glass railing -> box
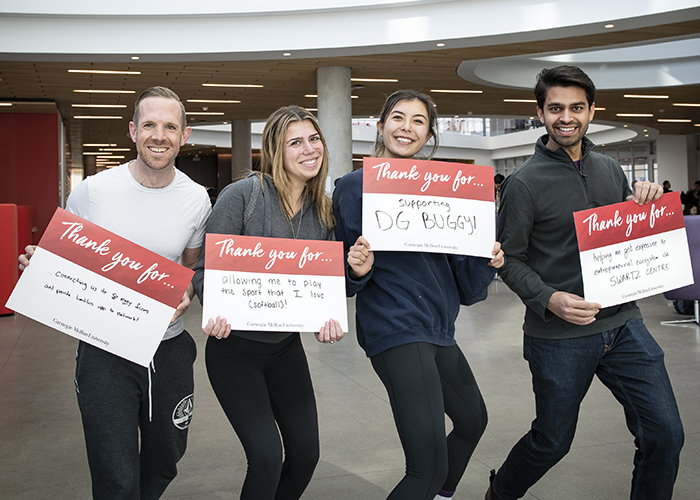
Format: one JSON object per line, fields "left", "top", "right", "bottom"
{"left": 352, "top": 117, "right": 544, "bottom": 137}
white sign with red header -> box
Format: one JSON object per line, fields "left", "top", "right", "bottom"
{"left": 362, "top": 157, "right": 495, "bottom": 257}
{"left": 574, "top": 192, "right": 692, "bottom": 308}
{"left": 6, "top": 208, "right": 194, "bottom": 367}
{"left": 202, "top": 234, "right": 348, "bottom": 333}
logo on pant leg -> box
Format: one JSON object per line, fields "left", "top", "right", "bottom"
{"left": 172, "top": 394, "right": 194, "bottom": 430}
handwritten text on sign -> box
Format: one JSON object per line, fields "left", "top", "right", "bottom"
{"left": 362, "top": 158, "right": 495, "bottom": 257}
{"left": 574, "top": 192, "right": 692, "bottom": 308}
{"left": 203, "top": 234, "right": 348, "bottom": 333}
{"left": 5, "top": 208, "right": 194, "bottom": 367}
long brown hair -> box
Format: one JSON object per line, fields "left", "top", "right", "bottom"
{"left": 371, "top": 89, "right": 440, "bottom": 159}
{"left": 259, "top": 105, "right": 335, "bottom": 228}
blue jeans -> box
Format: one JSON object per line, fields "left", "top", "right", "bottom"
{"left": 492, "top": 319, "right": 683, "bottom": 500}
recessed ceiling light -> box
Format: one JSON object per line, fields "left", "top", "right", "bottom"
{"left": 83, "top": 143, "right": 116, "bottom": 147}
{"left": 223, "top": 121, "right": 228, "bottom": 125}
{"left": 643, "top": 129, "right": 648, "bottom": 132}
{"left": 73, "top": 90, "right": 135, "bottom": 94}
{"left": 68, "top": 69, "right": 141, "bottom": 75}
{"left": 673, "top": 103, "right": 700, "bottom": 107}
{"left": 436, "top": 43, "right": 446, "bottom": 47}
{"left": 645, "top": 134, "right": 649, "bottom": 137}
{"left": 504, "top": 99, "right": 537, "bottom": 103}
{"left": 595, "top": 107, "right": 606, "bottom": 110}
{"left": 283, "top": 52, "right": 292, "bottom": 57}
{"left": 0, "top": 102, "right": 12, "bottom": 106}
{"left": 99, "top": 148, "right": 131, "bottom": 152}
{"left": 616, "top": 113, "right": 654, "bottom": 117}
{"left": 131, "top": 56, "right": 140, "bottom": 60}
{"left": 431, "top": 89, "right": 483, "bottom": 94}
{"left": 98, "top": 155, "right": 125, "bottom": 159}
{"left": 454, "top": 115, "right": 459, "bottom": 118}
{"left": 306, "top": 108, "right": 318, "bottom": 111}
{"left": 202, "top": 83, "right": 263, "bottom": 88}
{"left": 305, "top": 94, "right": 318, "bottom": 98}
{"left": 72, "top": 104, "right": 127, "bottom": 108}
{"left": 185, "top": 112, "right": 225, "bottom": 116}
{"left": 351, "top": 78, "right": 399, "bottom": 83}
{"left": 605, "top": 24, "right": 615, "bottom": 28}
{"left": 695, "top": 124, "right": 700, "bottom": 127}
{"left": 657, "top": 119, "right": 692, "bottom": 123}
{"left": 623, "top": 124, "right": 628, "bottom": 127}
{"left": 187, "top": 99, "right": 241, "bottom": 104}
{"left": 73, "top": 115, "right": 123, "bottom": 119}
{"left": 624, "top": 94, "right": 669, "bottom": 99}
{"left": 353, "top": 158, "right": 364, "bottom": 162}
{"left": 82, "top": 152, "right": 106, "bottom": 155}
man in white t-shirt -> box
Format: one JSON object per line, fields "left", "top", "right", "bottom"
{"left": 20, "top": 87, "right": 211, "bottom": 499}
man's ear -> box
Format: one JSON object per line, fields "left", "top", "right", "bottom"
{"left": 180, "top": 126, "right": 192, "bottom": 145}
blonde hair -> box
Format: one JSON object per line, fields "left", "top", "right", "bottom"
{"left": 259, "top": 106, "right": 335, "bottom": 228}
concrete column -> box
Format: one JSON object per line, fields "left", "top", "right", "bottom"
{"left": 231, "top": 119, "right": 252, "bottom": 183}
{"left": 317, "top": 66, "right": 352, "bottom": 191}
{"left": 217, "top": 153, "right": 232, "bottom": 192}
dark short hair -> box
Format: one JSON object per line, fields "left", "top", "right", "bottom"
{"left": 132, "top": 86, "right": 187, "bottom": 129}
{"left": 372, "top": 89, "right": 440, "bottom": 159}
{"left": 534, "top": 65, "right": 596, "bottom": 109}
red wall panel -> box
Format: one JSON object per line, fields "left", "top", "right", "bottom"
{"left": 0, "top": 113, "right": 60, "bottom": 241}
{"left": 0, "top": 204, "right": 19, "bottom": 315}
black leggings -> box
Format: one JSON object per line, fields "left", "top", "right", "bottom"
{"left": 371, "top": 342, "right": 487, "bottom": 499}
{"left": 205, "top": 333, "right": 319, "bottom": 500}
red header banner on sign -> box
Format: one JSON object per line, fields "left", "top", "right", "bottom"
{"left": 362, "top": 157, "right": 494, "bottom": 201}
{"left": 205, "top": 234, "right": 344, "bottom": 277}
{"left": 573, "top": 192, "right": 685, "bottom": 252}
{"left": 38, "top": 208, "right": 193, "bottom": 308}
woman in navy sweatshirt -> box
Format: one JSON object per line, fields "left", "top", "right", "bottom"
{"left": 333, "top": 90, "right": 504, "bottom": 500}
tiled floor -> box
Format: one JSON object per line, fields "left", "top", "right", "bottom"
{"left": 1, "top": 282, "right": 698, "bottom": 499}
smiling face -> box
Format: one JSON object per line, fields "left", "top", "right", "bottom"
{"left": 282, "top": 119, "right": 324, "bottom": 190}
{"left": 537, "top": 85, "right": 595, "bottom": 161}
{"left": 129, "top": 96, "right": 191, "bottom": 173}
{"left": 377, "top": 99, "right": 433, "bottom": 159}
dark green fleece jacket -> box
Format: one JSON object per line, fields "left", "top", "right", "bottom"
{"left": 497, "top": 135, "right": 642, "bottom": 339}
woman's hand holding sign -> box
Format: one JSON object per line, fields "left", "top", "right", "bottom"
{"left": 203, "top": 316, "right": 232, "bottom": 340}
{"left": 315, "top": 319, "right": 343, "bottom": 344}
{"left": 347, "top": 236, "right": 374, "bottom": 279}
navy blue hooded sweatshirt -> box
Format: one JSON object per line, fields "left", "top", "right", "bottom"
{"left": 333, "top": 168, "right": 495, "bottom": 357}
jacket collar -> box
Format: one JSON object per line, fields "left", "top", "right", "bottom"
{"left": 536, "top": 134, "right": 596, "bottom": 163}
